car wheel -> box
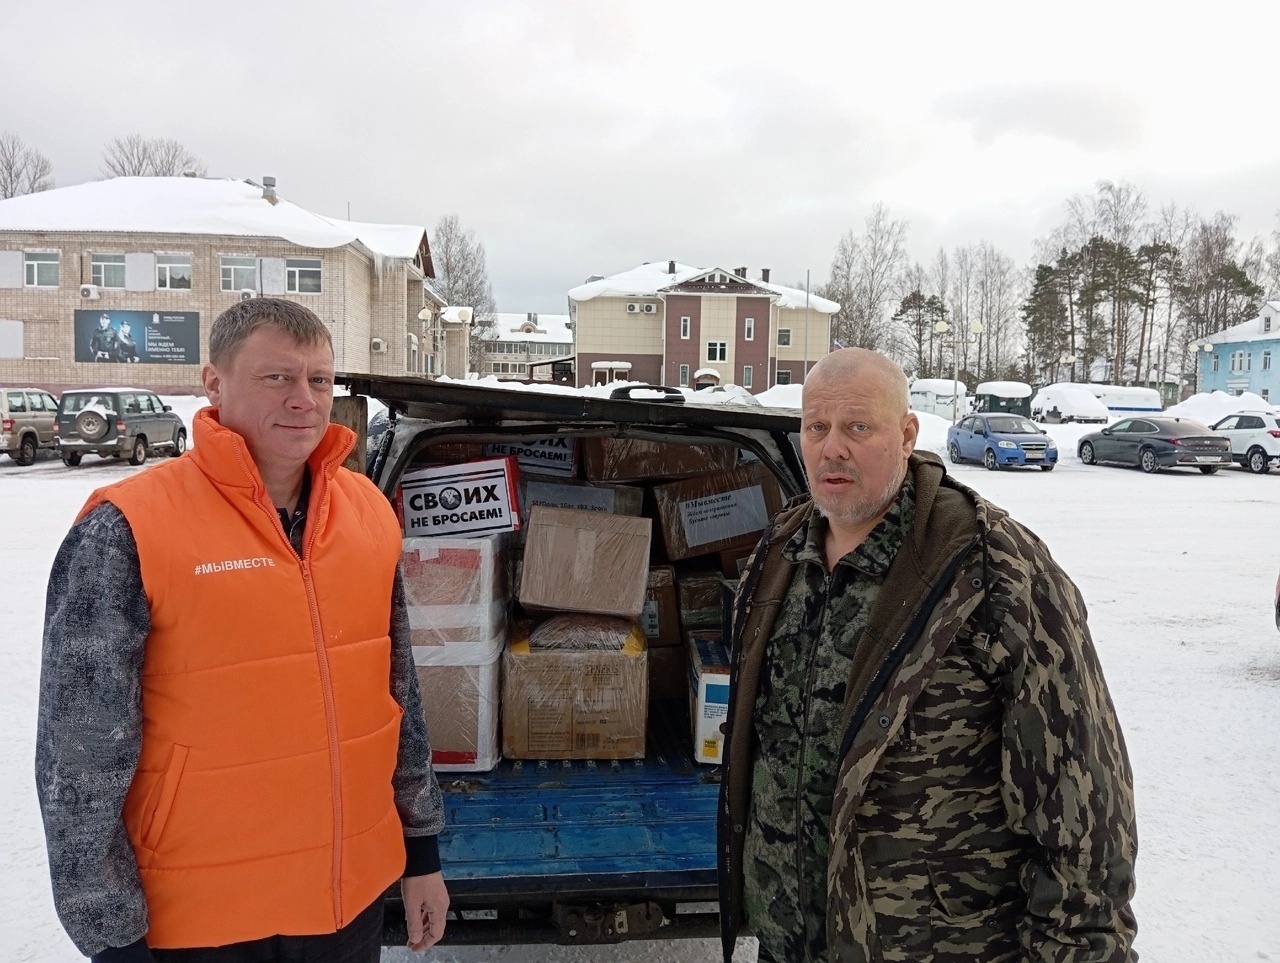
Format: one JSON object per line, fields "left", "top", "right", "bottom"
{"left": 75, "top": 409, "right": 111, "bottom": 442}
{"left": 129, "top": 436, "right": 148, "bottom": 466}
{"left": 171, "top": 429, "right": 187, "bottom": 457}
{"left": 17, "top": 435, "right": 37, "bottom": 466}
{"left": 1247, "top": 446, "right": 1270, "bottom": 474}
{"left": 1079, "top": 441, "right": 1096, "bottom": 465}
{"left": 1040, "top": 464, "right": 1055, "bottom": 471}
{"left": 62, "top": 452, "right": 82, "bottom": 467}
{"left": 948, "top": 442, "right": 962, "bottom": 464}
{"left": 1139, "top": 447, "right": 1159, "bottom": 474}
{"left": 1199, "top": 465, "right": 1220, "bottom": 475}
{"left": 983, "top": 448, "right": 999, "bottom": 471}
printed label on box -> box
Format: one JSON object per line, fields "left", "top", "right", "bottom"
{"left": 400, "top": 458, "right": 519, "bottom": 537}
{"left": 679, "top": 485, "right": 769, "bottom": 549}
{"left": 485, "top": 438, "right": 577, "bottom": 477}
{"left": 641, "top": 599, "right": 660, "bottom": 638}
{"left": 525, "top": 479, "right": 616, "bottom": 514}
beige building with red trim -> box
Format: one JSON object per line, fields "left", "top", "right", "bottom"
{"left": 568, "top": 260, "right": 839, "bottom": 392}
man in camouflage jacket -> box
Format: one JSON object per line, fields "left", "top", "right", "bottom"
{"left": 718, "top": 349, "right": 1137, "bottom": 963}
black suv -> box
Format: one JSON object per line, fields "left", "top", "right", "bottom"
{"left": 55, "top": 388, "right": 187, "bottom": 467}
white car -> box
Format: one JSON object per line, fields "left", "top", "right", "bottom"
{"left": 1208, "top": 410, "right": 1280, "bottom": 474}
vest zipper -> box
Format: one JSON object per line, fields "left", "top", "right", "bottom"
{"left": 795, "top": 566, "right": 833, "bottom": 956}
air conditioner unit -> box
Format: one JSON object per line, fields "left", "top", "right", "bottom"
{"left": 370, "top": 337, "right": 388, "bottom": 353}
{"left": 239, "top": 288, "right": 258, "bottom": 301}
{"left": 642, "top": 303, "right": 656, "bottom": 314}
{"left": 79, "top": 284, "right": 100, "bottom": 300}
{"left": 626, "top": 303, "right": 640, "bottom": 313}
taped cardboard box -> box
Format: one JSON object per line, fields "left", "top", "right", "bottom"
{"left": 518, "top": 505, "right": 651, "bottom": 619}
{"left": 642, "top": 565, "right": 682, "bottom": 647}
{"left": 402, "top": 534, "right": 509, "bottom": 645}
{"left": 583, "top": 437, "right": 736, "bottom": 483}
{"left": 502, "top": 617, "right": 648, "bottom": 760}
{"left": 414, "top": 633, "right": 502, "bottom": 772}
{"left": 485, "top": 438, "right": 579, "bottom": 478}
{"left": 653, "top": 462, "right": 783, "bottom": 561}
{"left": 677, "top": 569, "right": 729, "bottom": 629}
{"left": 648, "top": 644, "right": 688, "bottom": 702}
{"left": 688, "top": 629, "right": 731, "bottom": 765}
{"left": 520, "top": 477, "right": 643, "bottom": 523}
{"left": 397, "top": 457, "right": 521, "bottom": 538}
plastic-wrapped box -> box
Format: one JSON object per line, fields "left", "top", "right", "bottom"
{"left": 502, "top": 616, "right": 648, "bottom": 759}
{"left": 677, "top": 569, "right": 729, "bottom": 629}
{"left": 643, "top": 565, "right": 683, "bottom": 646}
{"left": 582, "top": 438, "right": 736, "bottom": 483}
{"left": 652, "top": 463, "right": 783, "bottom": 561}
{"left": 520, "top": 476, "right": 644, "bottom": 518}
{"left": 414, "top": 633, "right": 502, "bottom": 772}
{"left": 518, "top": 505, "right": 652, "bottom": 619}
{"left": 687, "top": 629, "right": 731, "bottom": 765}
{"left": 401, "top": 535, "right": 509, "bottom": 645}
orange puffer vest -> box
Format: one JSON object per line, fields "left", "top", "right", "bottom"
{"left": 78, "top": 407, "right": 405, "bottom": 949}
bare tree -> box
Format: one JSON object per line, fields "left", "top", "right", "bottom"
{"left": 430, "top": 214, "right": 498, "bottom": 371}
{"left": 1264, "top": 213, "right": 1280, "bottom": 301}
{"left": 101, "top": 134, "right": 207, "bottom": 177}
{"left": 0, "top": 131, "right": 54, "bottom": 198}
{"left": 819, "top": 203, "right": 909, "bottom": 357}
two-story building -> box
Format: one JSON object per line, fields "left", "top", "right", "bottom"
{"left": 568, "top": 260, "right": 838, "bottom": 392}
{"left": 1198, "top": 301, "right": 1280, "bottom": 403}
{"left": 0, "top": 175, "right": 451, "bottom": 393}
{"left": 481, "top": 312, "right": 574, "bottom": 382}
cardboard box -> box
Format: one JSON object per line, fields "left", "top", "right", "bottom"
{"left": 402, "top": 535, "right": 508, "bottom": 645}
{"left": 414, "top": 633, "right": 502, "bottom": 772}
{"left": 398, "top": 457, "right": 521, "bottom": 538}
{"left": 677, "top": 569, "right": 729, "bottom": 629}
{"left": 642, "top": 565, "right": 682, "bottom": 647}
{"left": 653, "top": 463, "right": 783, "bottom": 561}
{"left": 416, "top": 441, "right": 487, "bottom": 465}
{"left": 485, "top": 438, "right": 579, "bottom": 478}
{"left": 688, "top": 629, "right": 732, "bottom": 765}
{"left": 520, "top": 477, "right": 643, "bottom": 519}
{"left": 583, "top": 437, "right": 736, "bottom": 483}
{"left": 716, "top": 545, "right": 754, "bottom": 579}
{"left": 648, "top": 644, "right": 688, "bottom": 702}
{"left": 502, "top": 622, "right": 648, "bottom": 759}
{"left": 518, "top": 506, "right": 652, "bottom": 618}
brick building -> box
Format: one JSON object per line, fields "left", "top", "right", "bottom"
{"left": 0, "top": 176, "right": 450, "bottom": 393}
{"left": 567, "top": 260, "right": 839, "bottom": 392}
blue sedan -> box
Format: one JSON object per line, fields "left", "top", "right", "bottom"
{"left": 947, "top": 413, "right": 1058, "bottom": 471}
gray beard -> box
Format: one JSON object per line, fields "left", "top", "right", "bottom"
{"left": 813, "top": 463, "right": 906, "bottom": 528}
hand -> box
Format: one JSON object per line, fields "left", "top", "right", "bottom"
{"left": 402, "top": 871, "right": 449, "bottom": 951}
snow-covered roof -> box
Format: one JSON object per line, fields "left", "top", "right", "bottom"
{"left": 568, "top": 260, "right": 840, "bottom": 314}
{"left": 0, "top": 176, "right": 428, "bottom": 260}
{"left": 1201, "top": 301, "right": 1280, "bottom": 346}
{"left": 976, "top": 380, "right": 1032, "bottom": 398}
{"left": 483, "top": 313, "right": 573, "bottom": 344}
{"left": 910, "top": 378, "right": 966, "bottom": 395}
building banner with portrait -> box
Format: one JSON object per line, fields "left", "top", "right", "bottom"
{"left": 74, "top": 310, "right": 201, "bottom": 365}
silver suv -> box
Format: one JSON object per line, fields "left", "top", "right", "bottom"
{"left": 55, "top": 388, "right": 187, "bottom": 467}
{"left": 1, "top": 386, "right": 59, "bottom": 465}
{"left": 1209, "top": 410, "right": 1280, "bottom": 474}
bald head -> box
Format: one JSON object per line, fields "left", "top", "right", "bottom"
{"left": 804, "top": 348, "right": 910, "bottom": 416}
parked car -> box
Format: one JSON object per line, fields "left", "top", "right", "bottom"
{"left": 1077, "top": 417, "right": 1231, "bottom": 474}
{"left": 1030, "top": 384, "right": 1111, "bottom": 424}
{"left": 55, "top": 388, "right": 186, "bottom": 467}
{"left": 1207, "top": 410, "right": 1280, "bottom": 474}
{"left": 947, "top": 413, "right": 1058, "bottom": 471}
{"left": 0, "top": 386, "right": 59, "bottom": 465}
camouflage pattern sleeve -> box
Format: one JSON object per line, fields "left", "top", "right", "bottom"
{"left": 994, "top": 562, "right": 1138, "bottom": 961}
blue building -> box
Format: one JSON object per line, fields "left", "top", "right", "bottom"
{"left": 1198, "top": 301, "right": 1280, "bottom": 403}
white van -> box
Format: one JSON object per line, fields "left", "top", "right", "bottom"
{"left": 909, "top": 378, "right": 967, "bottom": 421}
{"left": 1030, "top": 384, "right": 1111, "bottom": 424}
{"left": 1085, "top": 384, "right": 1163, "bottom": 415}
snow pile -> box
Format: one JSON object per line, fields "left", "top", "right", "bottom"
{"left": 1164, "top": 390, "right": 1276, "bottom": 425}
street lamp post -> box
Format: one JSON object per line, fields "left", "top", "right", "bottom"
{"left": 1194, "top": 341, "right": 1214, "bottom": 394}
{"left": 1058, "top": 352, "right": 1076, "bottom": 384}
{"left": 933, "top": 319, "right": 983, "bottom": 423}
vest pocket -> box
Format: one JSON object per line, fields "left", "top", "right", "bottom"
{"left": 142, "top": 743, "right": 189, "bottom": 851}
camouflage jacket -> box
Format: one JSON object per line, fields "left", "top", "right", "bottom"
{"left": 718, "top": 452, "right": 1138, "bottom": 963}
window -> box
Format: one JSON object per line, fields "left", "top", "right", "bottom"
{"left": 1215, "top": 416, "right": 1239, "bottom": 431}
{"left": 1266, "top": 316, "right": 1273, "bottom": 332}
{"left": 707, "top": 342, "right": 727, "bottom": 362}
{"left": 744, "top": 317, "right": 754, "bottom": 341}
{"left": 156, "top": 254, "right": 192, "bottom": 290}
{"left": 220, "top": 256, "right": 258, "bottom": 292}
{"left": 1263, "top": 388, "right": 1271, "bottom": 402}
{"left": 680, "top": 316, "right": 690, "bottom": 339}
{"left": 678, "top": 364, "right": 690, "bottom": 387}
{"left": 1211, "top": 354, "right": 1219, "bottom": 372}
{"left": 91, "top": 254, "right": 126, "bottom": 288}
{"left": 286, "top": 258, "right": 322, "bottom": 294}
{"left": 776, "top": 369, "right": 792, "bottom": 385}
{"left": 742, "top": 365, "right": 753, "bottom": 388}
{"left": 1246, "top": 352, "right": 1252, "bottom": 372}
{"left": 777, "top": 327, "right": 791, "bottom": 347}
{"left": 1264, "top": 350, "right": 1272, "bottom": 371}
{"left": 7, "top": 391, "right": 26, "bottom": 412}
{"left": 24, "top": 252, "right": 59, "bottom": 287}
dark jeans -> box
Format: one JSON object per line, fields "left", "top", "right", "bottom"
{"left": 150, "top": 898, "right": 384, "bottom": 963}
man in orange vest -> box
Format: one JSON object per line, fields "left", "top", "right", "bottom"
{"left": 36, "top": 298, "right": 448, "bottom": 961}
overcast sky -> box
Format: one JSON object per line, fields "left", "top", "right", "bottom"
{"left": 5, "top": 0, "right": 1279, "bottom": 312}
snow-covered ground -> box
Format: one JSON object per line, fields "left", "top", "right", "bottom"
{"left": 2, "top": 397, "right": 1278, "bottom": 961}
